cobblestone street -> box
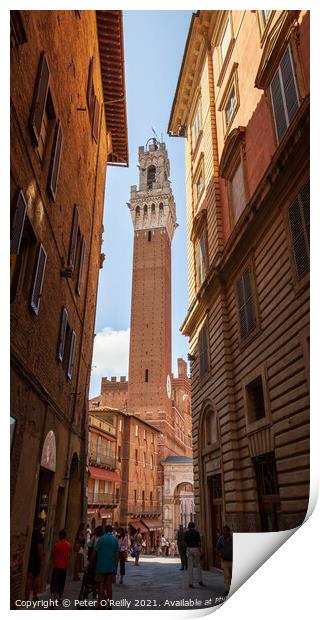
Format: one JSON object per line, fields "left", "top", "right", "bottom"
{"left": 38, "top": 556, "right": 225, "bottom": 611}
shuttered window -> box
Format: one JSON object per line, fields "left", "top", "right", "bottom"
{"left": 47, "top": 120, "right": 63, "bottom": 201}
{"left": 236, "top": 267, "right": 256, "bottom": 339}
{"left": 11, "top": 189, "right": 27, "bottom": 254}
{"left": 87, "top": 57, "right": 94, "bottom": 107}
{"left": 76, "top": 236, "right": 86, "bottom": 295}
{"left": 57, "top": 306, "right": 68, "bottom": 363}
{"left": 67, "top": 330, "right": 76, "bottom": 380}
{"left": 68, "top": 205, "right": 79, "bottom": 270}
{"left": 288, "top": 179, "right": 310, "bottom": 280}
{"left": 196, "top": 232, "right": 207, "bottom": 288}
{"left": 270, "top": 45, "right": 299, "bottom": 143}
{"left": 29, "top": 53, "right": 50, "bottom": 146}
{"left": 198, "top": 321, "right": 209, "bottom": 378}
{"left": 30, "top": 244, "right": 47, "bottom": 315}
{"left": 92, "top": 96, "right": 101, "bottom": 143}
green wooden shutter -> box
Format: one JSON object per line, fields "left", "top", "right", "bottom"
{"left": 29, "top": 52, "right": 49, "bottom": 146}
{"left": 57, "top": 306, "right": 68, "bottom": 363}
{"left": 48, "top": 120, "right": 63, "bottom": 201}
{"left": 68, "top": 205, "right": 79, "bottom": 270}
{"left": 11, "top": 189, "right": 27, "bottom": 254}
{"left": 30, "top": 244, "right": 47, "bottom": 315}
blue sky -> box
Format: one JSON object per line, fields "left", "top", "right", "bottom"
{"left": 90, "top": 10, "right": 193, "bottom": 398}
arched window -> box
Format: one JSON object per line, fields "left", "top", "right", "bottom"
{"left": 204, "top": 409, "right": 217, "bottom": 445}
{"left": 144, "top": 204, "right": 148, "bottom": 215}
{"left": 151, "top": 203, "right": 155, "bottom": 213}
{"left": 147, "top": 165, "right": 156, "bottom": 188}
{"left": 136, "top": 206, "right": 140, "bottom": 216}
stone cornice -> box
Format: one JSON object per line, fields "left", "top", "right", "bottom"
{"left": 168, "top": 11, "right": 215, "bottom": 136}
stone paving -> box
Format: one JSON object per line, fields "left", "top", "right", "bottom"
{"left": 38, "top": 555, "right": 226, "bottom": 611}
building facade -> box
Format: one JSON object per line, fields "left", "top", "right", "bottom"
{"left": 168, "top": 10, "right": 309, "bottom": 569}
{"left": 88, "top": 402, "right": 162, "bottom": 551}
{"left": 10, "top": 10, "right": 128, "bottom": 603}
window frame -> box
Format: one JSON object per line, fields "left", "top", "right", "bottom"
{"left": 242, "top": 364, "right": 271, "bottom": 435}
{"left": 216, "top": 13, "right": 235, "bottom": 87}
{"left": 257, "top": 10, "right": 275, "bottom": 44}
{"left": 235, "top": 260, "right": 260, "bottom": 347}
{"left": 269, "top": 44, "right": 300, "bottom": 145}
{"left": 284, "top": 177, "right": 310, "bottom": 292}
{"left": 193, "top": 155, "right": 205, "bottom": 210}
{"left": 191, "top": 96, "right": 202, "bottom": 155}
{"left": 219, "top": 64, "right": 240, "bottom": 136}
{"left": 195, "top": 227, "right": 208, "bottom": 290}
{"left": 198, "top": 318, "right": 210, "bottom": 382}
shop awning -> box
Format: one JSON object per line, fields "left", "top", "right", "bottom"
{"left": 141, "top": 519, "right": 163, "bottom": 531}
{"left": 88, "top": 466, "right": 120, "bottom": 482}
{"left": 129, "top": 520, "right": 149, "bottom": 533}
{"left": 87, "top": 509, "right": 97, "bottom": 515}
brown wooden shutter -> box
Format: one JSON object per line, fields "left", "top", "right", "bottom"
{"left": 237, "top": 268, "right": 256, "bottom": 339}
{"left": 288, "top": 179, "right": 310, "bottom": 279}
{"left": 57, "top": 306, "right": 68, "bottom": 363}
{"left": 68, "top": 205, "right": 79, "bottom": 269}
{"left": 67, "top": 330, "right": 77, "bottom": 380}
{"left": 29, "top": 52, "right": 50, "bottom": 146}
{"left": 280, "top": 45, "right": 299, "bottom": 124}
{"left": 87, "top": 57, "right": 94, "bottom": 107}
{"left": 236, "top": 277, "right": 247, "bottom": 339}
{"left": 199, "top": 322, "right": 209, "bottom": 377}
{"left": 30, "top": 244, "right": 47, "bottom": 315}
{"left": 76, "top": 236, "right": 86, "bottom": 295}
{"left": 243, "top": 268, "right": 256, "bottom": 334}
{"left": 11, "top": 189, "right": 27, "bottom": 254}
{"left": 270, "top": 70, "right": 287, "bottom": 143}
{"left": 48, "top": 120, "right": 63, "bottom": 201}
{"left": 92, "top": 96, "right": 101, "bottom": 143}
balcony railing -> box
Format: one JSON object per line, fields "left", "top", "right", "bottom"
{"left": 87, "top": 492, "right": 119, "bottom": 506}
{"left": 88, "top": 449, "right": 116, "bottom": 469}
{"left": 127, "top": 502, "right": 161, "bottom": 516}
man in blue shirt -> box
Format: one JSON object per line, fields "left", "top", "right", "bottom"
{"left": 91, "top": 525, "right": 119, "bottom": 606}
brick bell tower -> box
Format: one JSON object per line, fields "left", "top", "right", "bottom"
{"left": 127, "top": 139, "right": 178, "bottom": 457}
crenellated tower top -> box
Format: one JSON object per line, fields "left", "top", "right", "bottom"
{"left": 128, "top": 139, "right": 177, "bottom": 242}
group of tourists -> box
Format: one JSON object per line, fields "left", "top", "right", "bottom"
{"left": 157, "top": 535, "right": 178, "bottom": 557}
{"left": 25, "top": 517, "right": 233, "bottom": 605}
{"left": 176, "top": 522, "right": 233, "bottom": 596}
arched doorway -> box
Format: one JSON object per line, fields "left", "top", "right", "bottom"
{"left": 199, "top": 402, "right": 223, "bottom": 570}
{"left": 65, "top": 453, "right": 82, "bottom": 548}
{"left": 174, "top": 482, "right": 195, "bottom": 531}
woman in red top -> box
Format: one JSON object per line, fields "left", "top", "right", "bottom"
{"left": 50, "top": 530, "right": 71, "bottom": 603}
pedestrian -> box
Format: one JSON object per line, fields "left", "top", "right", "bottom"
{"left": 184, "top": 522, "right": 204, "bottom": 588}
{"left": 141, "top": 536, "right": 147, "bottom": 554}
{"left": 87, "top": 525, "right": 103, "bottom": 562}
{"left": 89, "top": 525, "right": 119, "bottom": 608}
{"left": 169, "top": 540, "right": 176, "bottom": 557}
{"left": 86, "top": 524, "right": 92, "bottom": 547}
{"left": 73, "top": 523, "right": 86, "bottom": 580}
{"left": 177, "top": 525, "right": 188, "bottom": 570}
{"left": 117, "top": 527, "right": 129, "bottom": 584}
{"left": 50, "top": 530, "right": 71, "bottom": 604}
{"left": 25, "top": 518, "right": 44, "bottom": 601}
{"left": 216, "top": 525, "right": 233, "bottom": 596}
{"left": 133, "top": 528, "right": 143, "bottom": 566}
{"left": 160, "top": 534, "right": 167, "bottom": 557}
{"left": 165, "top": 539, "right": 170, "bottom": 556}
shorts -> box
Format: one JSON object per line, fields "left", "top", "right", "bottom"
{"left": 51, "top": 568, "right": 67, "bottom": 597}
{"left": 95, "top": 572, "right": 114, "bottom": 585}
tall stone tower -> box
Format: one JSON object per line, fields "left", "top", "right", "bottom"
{"left": 127, "top": 139, "right": 178, "bottom": 458}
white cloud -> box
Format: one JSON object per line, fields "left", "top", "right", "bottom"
{"left": 91, "top": 326, "right": 130, "bottom": 380}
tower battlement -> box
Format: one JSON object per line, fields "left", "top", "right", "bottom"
{"left": 128, "top": 139, "right": 176, "bottom": 240}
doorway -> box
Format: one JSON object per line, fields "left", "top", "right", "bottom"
{"left": 208, "top": 473, "right": 223, "bottom": 568}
